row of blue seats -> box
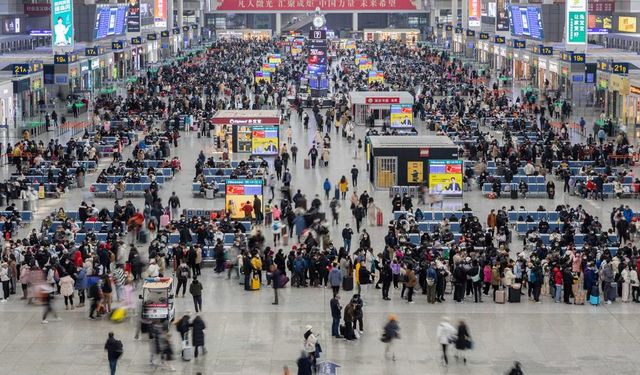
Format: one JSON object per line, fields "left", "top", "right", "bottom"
{"left": 516, "top": 222, "right": 570, "bottom": 235}
{"left": 0, "top": 211, "right": 32, "bottom": 222}
{"left": 572, "top": 183, "right": 639, "bottom": 197}
{"left": 202, "top": 168, "right": 260, "bottom": 176}
{"left": 22, "top": 168, "right": 80, "bottom": 177}
{"left": 117, "top": 167, "right": 173, "bottom": 178}
{"left": 192, "top": 182, "right": 225, "bottom": 196}
{"left": 48, "top": 221, "right": 125, "bottom": 233}
{"left": 393, "top": 211, "right": 472, "bottom": 221}
{"left": 103, "top": 175, "right": 166, "bottom": 184}
{"left": 91, "top": 183, "right": 154, "bottom": 195}
{"left": 484, "top": 174, "right": 546, "bottom": 184}
{"left": 418, "top": 221, "right": 461, "bottom": 233}
{"left": 482, "top": 183, "right": 548, "bottom": 196}
{"left": 39, "top": 160, "right": 97, "bottom": 170}
{"left": 508, "top": 211, "right": 559, "bottom": 222}
{"left": 69, "top": 227, "right": 250, "bottom": 245}
{"left": 58, "top": 211, "right": 114, "bottom": 221}
{"left": 534, "top": 233, "right": 618, "bottom": 246}
{"left": 465, "top": 160, "right": 597, "bottom": 169}
{"left": 407, "top": 233, "right": 463, "bottom": 245}
{"left": 571, "top": 175, "right": 634, "bottom": 184}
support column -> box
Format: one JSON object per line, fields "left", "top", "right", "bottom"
{"left": 167, "top": 0, "right": 174, "bottom": 30}
{"left": 461, "top": 0, "right": 468, "bottom": 28}
{"left": 352, "top": 13, "right": 358, "bottom": 31}
{"left": 177, "top": 0, "right": 184, "bottom": 28}
{"left": 451, "top": 0, "right": 458, "bottom": 26}
{"left": 276, "top": 13, "right": 282, "bottom": 35}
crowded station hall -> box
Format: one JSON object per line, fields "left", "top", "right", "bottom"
{"left": 1, "top": 0, "right": 640, "bottom": 374}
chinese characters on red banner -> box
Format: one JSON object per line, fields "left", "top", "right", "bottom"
{"left": 216, "top": 0, "right": 417, "bottom": 11}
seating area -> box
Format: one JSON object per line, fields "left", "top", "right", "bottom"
{"left": 90, "top": 182, "right": 154, "bottom": 196}
{"left": 56, "top": 210, "right": 115, "bottom": 221}
{"left": 103, "top": 175, "right": 167, "bottom": 184}
{"left": 202, "top": 167, "right": 261, "bottom": 176}
{"left": 482, "top": 183, "right": 548, "bottom": 197}
{"left": 507, "top": 211, "right": 560, "bottom": 222}
{"left": 47, "top": 221, "right": 126, "bottom": 233}
{"left": 392, "top": 210, "right": 472, "bottom": 221}
{"left": 192, "top": 182, "right": 225, "bottom": 197}
{"left": 0, "top": 211, "right": 33, "bottom": 222}
{"left": 39, "top": 160, "right": 97, "bottom": 171}
{"left": 533, "top": 233, "right": 619, "bottom": 247}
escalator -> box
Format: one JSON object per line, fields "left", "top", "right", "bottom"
{"left": 282, "top": 14, "right": 316, "bottom": 33}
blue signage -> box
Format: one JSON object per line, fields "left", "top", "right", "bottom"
{"left": 509, "top": 5, "right": 544, "bottom": 40}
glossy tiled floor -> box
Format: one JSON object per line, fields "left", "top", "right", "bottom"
{"left": 1, "top": 94, "right": 640, "bottom": 375}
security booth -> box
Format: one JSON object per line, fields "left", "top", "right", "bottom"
{"left": 349, "top": 91, "right": 414, "bottom": 127}
{"left": 211, "top": 110, "right": 280, "bottom": 155}
{"left": 367, "top": 136, "right": 459, "bottom": 190}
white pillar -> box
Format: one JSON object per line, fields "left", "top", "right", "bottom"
{"left": 168, "top": 0, "right": 174, "bottom": 29}
{"left": 177, "top": 0, "right": 184, "bottom": 28}
{"left": 352, "top": 13, "right": 358, "bottom": 31}
{"left": 451, "top": 0, "right": 458, "bottom": 26}
{"left": 276, "top": 13, "right": 282, "bottom": 35}
{"left": 461, "top": 0, "right": 468, "bottom": 28}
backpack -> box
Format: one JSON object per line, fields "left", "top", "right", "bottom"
{"left": 113, "top": 340, "right": 123, "bottom": 359}
{"left": 179, "top": 266, "right": 189, "bottom": 279}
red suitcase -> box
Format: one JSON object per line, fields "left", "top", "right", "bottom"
{"left": 304, "top": 158, "right": 311, "bottom": 169}
{"left": 376, "top": 209, "right": 383, "bottom": 226}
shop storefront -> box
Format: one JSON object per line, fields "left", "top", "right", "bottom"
{"left": 0, "top": 79, "right": 14, "bottom": 128}
{"left": 211, "top": 110, "right": 280, "bottom": 155}
{"left": 363, "top": 29, "right": 420, "bottom": 46}
{"left": 452, "top": 29, "right": 463, "bottom": 54}
{"left": 547, "top": 60, "right": 560, "bottom": 92}
{"left": 13, "top": 70, "right": 44, "bottom": 124}
{"left": 625, "top": 84, "right": 640, "bottom": 128}
{"left": 607, "top": 74, "right": 629, "bottom": 124}
{"left": 513, "top": 51, "right": 531, "bottom": 81}
{"left": 217, "top": 29, "right": 271, "bottom": 41}
{"left": 349, "top": 91, "right": 414, "bottom": 127}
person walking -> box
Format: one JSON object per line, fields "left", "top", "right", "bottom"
{"left": 104, "top": 332, "right": 123, "bottom": 375}
{"left": 168, "top": 192, "right": 181, "bottom": 219}
{"left": 341, "top": 224, "right": 353, "bottom": 252}
{"left": 405, "top": 265, "right": 417, "bottom": 303}
{"left": 191, "top": 315, "right": 207, "bottom": 358}
{"left": 436, "top": 317, "right": 456, "bottom": 366}
{"left": 296, "top": 350, "right": 313, "bottom": 375}
{"left": 338, "top": 176, "right": 349, "bottom": 200}
{"left": 330, "top": 294, "right": 342, "bottom": 338}
{"left": 455, "top": 320, "right": 472, "bottom": 364}
{"left": 328, "top": 263, "right": 342, "bottom": 297}
{"left": 350, "top": 165, "right": 359, "bottom": 187}
{"left": 381, "top": 260, "right": 392, "bottom": 300}
{"left": 381, "top": 314, "right": 400, "bottom": 361}
{"left": 59, "top": 272, "right": 75, "bottom": 310}
{"left": 323, "top": 178, "right": 331, "bottom": 200}
{"left": 189, "top": 276, "right": 203, "bottom": 312}
{"left": 272, "top": 264, "right": 282, "bottom": 305}
{"left": 176, "top": 260, "right": 190, "bottom": 298}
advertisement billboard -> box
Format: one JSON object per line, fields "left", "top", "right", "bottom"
{"left": 255, "top": 71, "right": 271, "bottom": 84}
{"left": 496, "top": 0, "right": 509, "bottom": 31}
{"left": 468, "top": 0, "right": 481, "bottom": 27}
{"left": 154, "top": 0, "right": 167, "bottom": 27}
{"left": 52, "top": 0, "right": 74, "bottom": 48}
{"left": 428, "top": 160, "right": 463, "bottom": 197}
{"left": 588, "top": 15, "right": 612, "bottom": 34}
{"left": 509, "top": 5, "right": 544, "bottom": 40}
{"left": 618, "top": 16, "right": 637, "bottom": 33}
{"left": 127, "top": 0, "right": 141, "bottom": 32}
{"left": 368, "top": 71, "right": 385, "bottom": 85}
{"left": 215, "top": 0, "right": 418, "bottom": 11}
{"left": 407, "top": 162, "right": 424, "bottom": 184}
{"left": 251, "top": 126, "right": 279, "bottom": 155}
{"left": 94, "top": 5, "right": 128, "bottom": 40}
{"left": 566, "top": 0, "right": 587, "bottom": 45}
{"left": 390, "top": 104, "right": 413, "bottom": 128}
{"left": 225, "top": 179, "right": 263, "bottom": 220}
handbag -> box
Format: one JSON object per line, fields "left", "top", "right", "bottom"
{"left": 314, "top": 342, "right": 322, "bottom": 358}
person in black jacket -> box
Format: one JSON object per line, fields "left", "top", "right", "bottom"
{"left": 330, "top": 294, "right": 342, "bottom": 338}
{"left": 104, "top": 332, "right": 123, "bottom": 375}
{"left": 455, "top": 320, "right": 471, "bottom": 364}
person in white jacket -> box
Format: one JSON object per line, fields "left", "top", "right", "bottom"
{"left": 0, "top": 262, "right": 10, "bottom": 302}
{"left": 621, "top": 265, "right": 631, "bottom": 302}
{"left": 436, "top": 317, "right": 457, "bottom": 366}
{"left": 503, "top": 267, "right": 515, "bottom": 288}
{"left": 303, "top": 325, "right": 318, "bottom": 368}
{"left": 630, "top": 266, "right": 639, "bottom": 302}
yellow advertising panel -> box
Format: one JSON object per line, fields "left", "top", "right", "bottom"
{"left": 428, "top": 160, "right": 463, "bottom": 197}
{"left": 619, "top": 16, "right": 637, "bottom": 33}
{"left": 255, "top": 71, "right": 271, "bottom": 84}
{"left": 390, "top": 104, "right": 413, "bottom": 128}
{"left": 368, "top": 70, "right": 385, "bottom": 84}
{"left": 407, "top": 161, "right": 423, "bottom": 183}
{"left": 250, "top": 125, "right": 279, "bottom": 155}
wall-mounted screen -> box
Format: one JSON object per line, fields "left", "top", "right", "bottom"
{"left": 390, "top": 104, "right": 413, "bottom": 128}
{"left": 428, "top": 160, "right": 463, "bottom": 197}
{"left": 250, "top": 125, "right": 279, "bottom": 155}
{"left": 225, "top": 179, "right": 263, "bottom": 220}
{"left": 588, "top": 15, "right": 613, "bottom": 34}
{"left": 94, "top": 5, "right": 128, "bottom": 40}
{"left": 509, "top": 5, "right": 544, "bottom": 40}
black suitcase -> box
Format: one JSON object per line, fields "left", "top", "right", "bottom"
{"left": 606, "top": 282, "right": 617, "bottom": 302}
{"left": 510, "top": 190, "right": 518, "bottom": 199}
{"left": 342, "top": 276, "right": 354, "bottom": 291}
{"left": 137, "top": 231, "right": 148, "bottom": 244}
{"left": 508, "top": 284, "right": 521, "bottom": 303}
{"left": 339, "top": 324, "right": 345, "bottom": 336}
{"left": 207, "top": 130, "right": 211, "bottom": 138}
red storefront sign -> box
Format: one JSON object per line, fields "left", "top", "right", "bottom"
{"left": 211, "top": 117, "right": 281, "bottom": 125}
{"left": 419, "top": 148, "right": 430, "bottom": 157}
{"left": 24, "top": 3, "right": 51, "bottom": 15}
{"left": 588, "top": 1, "right": 614, "bottom": 13}
{"left": 216, "top": 0, "right": 417, "bottom": 11}
{"left": 365, "top": 97, "right": 400, "bottom": 104}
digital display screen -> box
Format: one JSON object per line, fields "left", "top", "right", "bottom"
{"left": 428, "top": 160, "right": 463, "bottom": 197}
{"left": 307, "top": 64, "right": 327, "bottom": 74}
{"left": 94, "top": 5, "right": 128, "bottom": 40}
{"left": 251, "top": 126, "right": 279, "bottom": 155}
{"left": 618, "top": 16, "right": 637, "bottom": 33}
{"left": 509, "top": 5, "right": 544, "bottom": 40}
{"left": 588, "top": 15, "right": 613, "bottom": 34}
{"left": 309, "top": 74, "right": 329, "bottom": 90}
{"left": 390, "top": 104, "right": 413, "bottom": 128}
{"left": 225, "top": 179, "right": 263, "bottom": 220}
{"left": 368, "top": 70, "right": 384, "bottom": 84}
{"left": 255, "top": 71, "right": 271, "bottom": 84}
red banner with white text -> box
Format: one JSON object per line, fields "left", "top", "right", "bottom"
{"left": 215, "top": 0, "right": 418, "bottom": 11}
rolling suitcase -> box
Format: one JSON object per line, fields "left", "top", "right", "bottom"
{"left": 508, "top": 284, "right": 521, "bottom": 303}
{"left": 251, "top": 276, "right": 261, "bottom": 290}
{"left": 181, "top": 335, "right": 193, "bottom": 361}
{"left": 590, "top": 286, "right": 600, "bottom": 305}
{"left": 205, "top": 188, "right": 214, "bottom": 199}
{"left": 304, "top": 158, "right": 311, "bottom": 169}
{"left": 282, "top": 233, "right": 288, "bottom": 246}
{"left": 574, "top": 291, "right": 586, "bottom": 305}
{"left": 376, "top": 209, "right": 383, "bottom": 226}
{"left": 495, "top": 289, "right": 506, "bottom": 304}
{"left": 342, "top": 276, "right": 354, "bottom": 291}
{"left": 339, "top": 324, "right": 345, "bottom": 336}
{"left": 160, "top": 214, "right": 170, "bottom": 228}
{"left": 137, "top": 231, "right": 148, "bottom": 244}
{"left": 510, "top": 189, "right": 518, "bottom": 199}
{"left": 606, "top": 282, "right": 617, "bottom": 302}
